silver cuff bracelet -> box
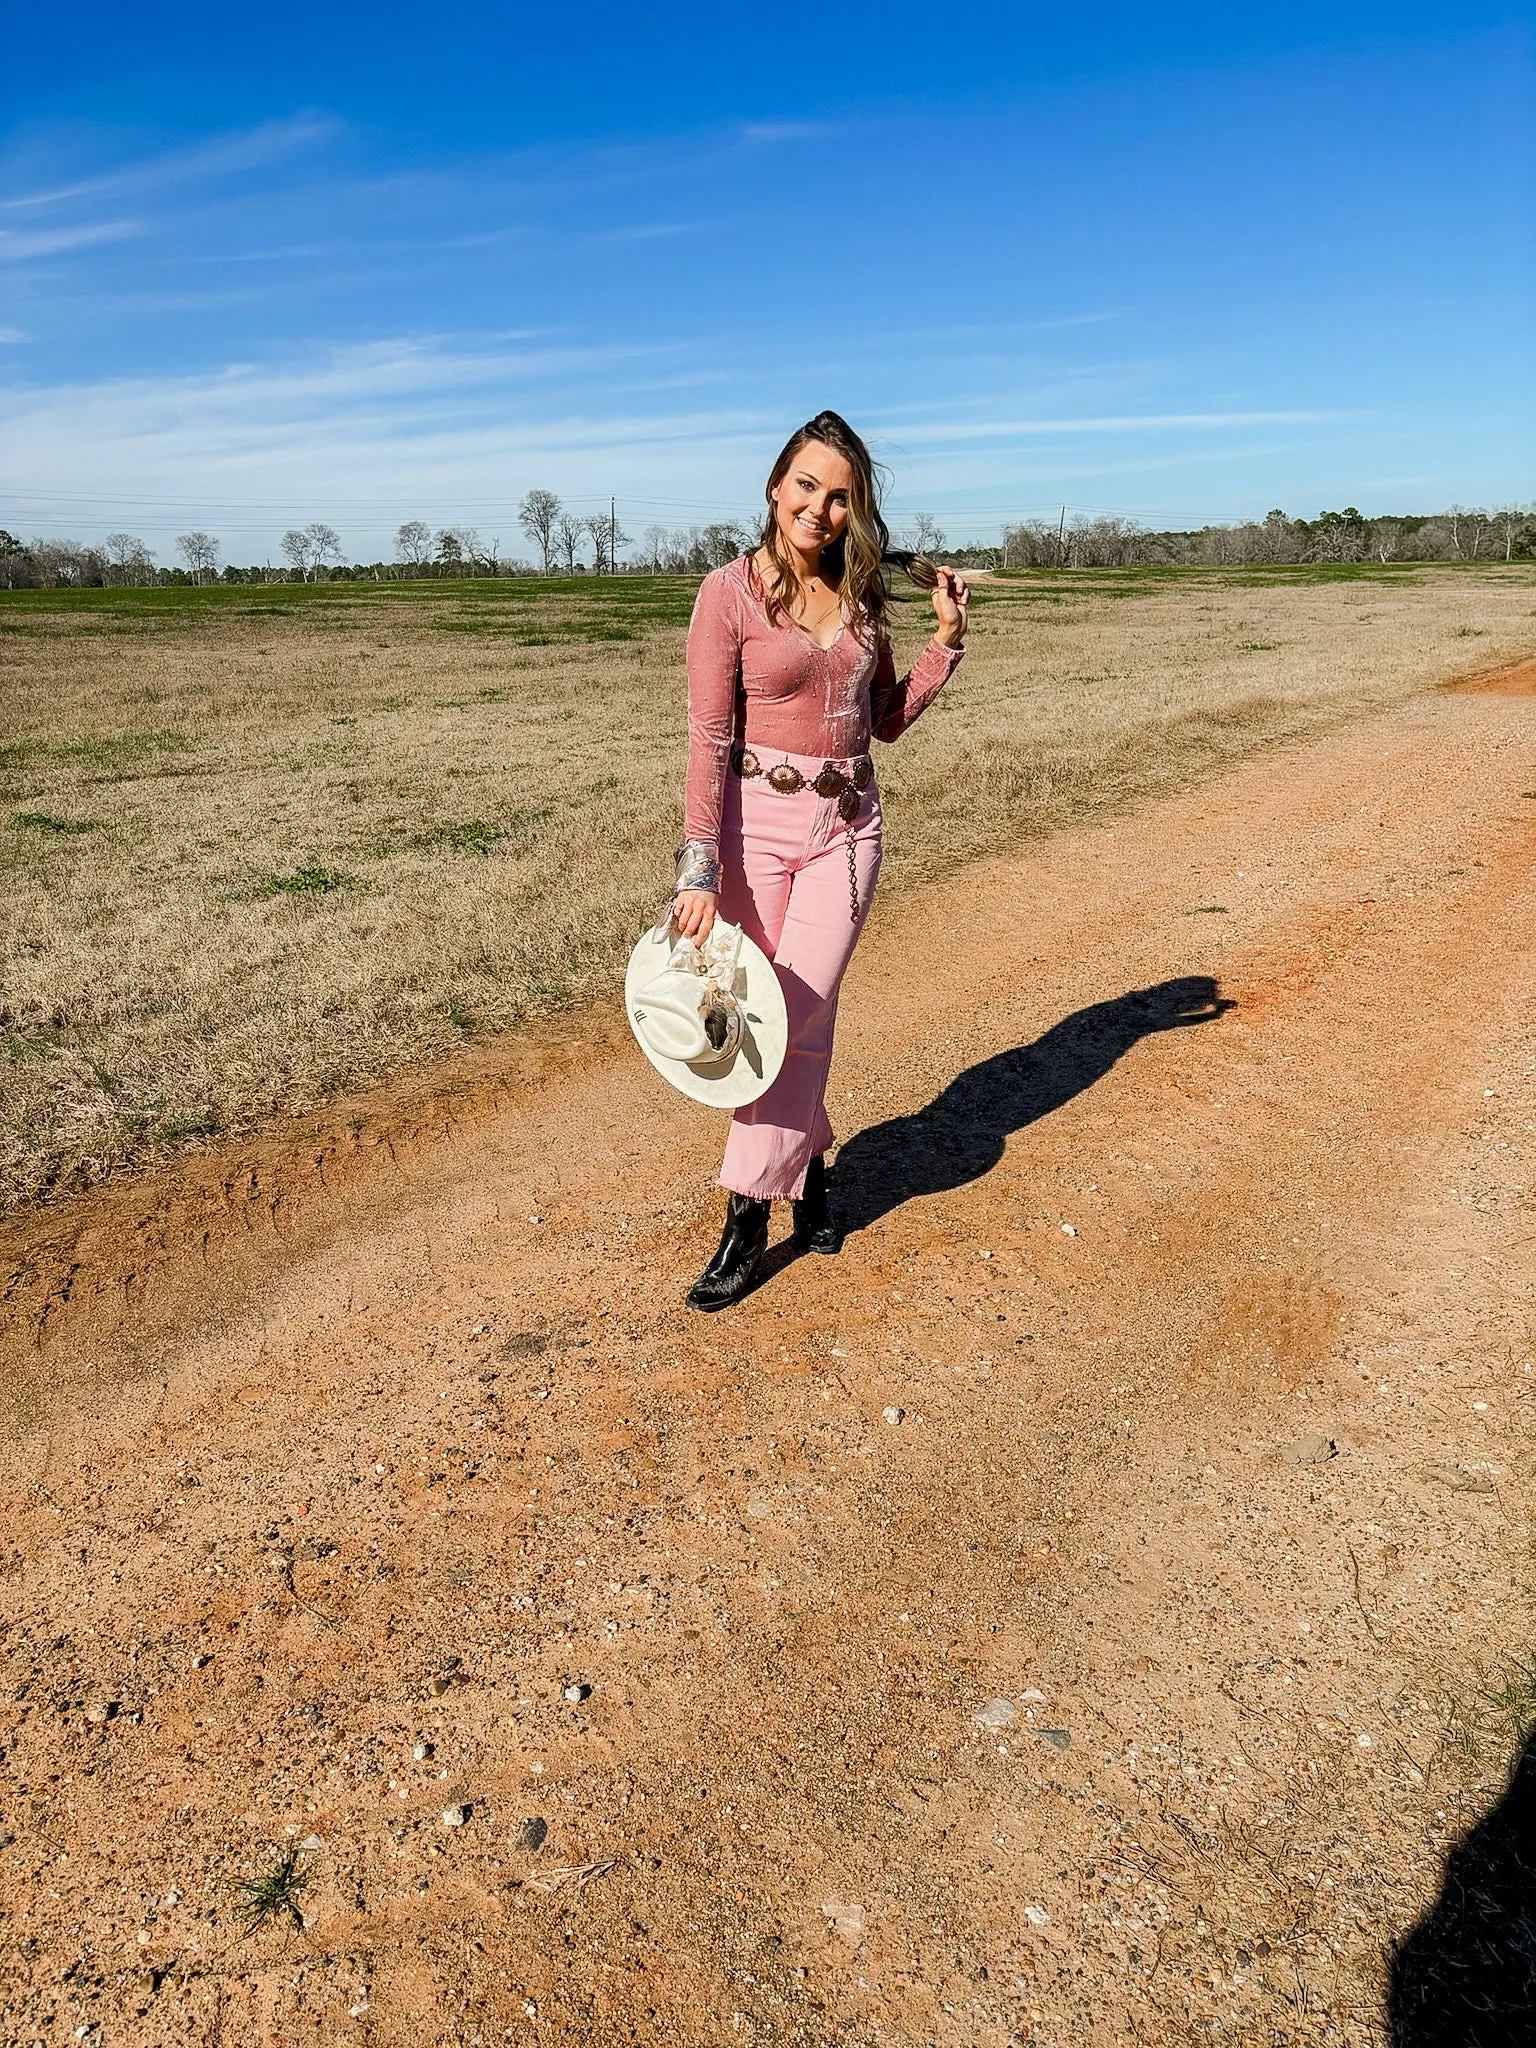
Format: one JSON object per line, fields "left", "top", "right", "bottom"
{"left": 674, "top": 840, "right": 721, "bottom": 894}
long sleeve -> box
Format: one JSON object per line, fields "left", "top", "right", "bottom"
{"left": 869, "top": 634, "right": 964, "bottom": 743}
{"left": 683, "top": 569, "right": 743, "bottom": 854}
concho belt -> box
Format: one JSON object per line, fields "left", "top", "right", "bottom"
{"left": 731, "top": 746, "right": 873, "bottom": 824}
{"left": 730, "top": 747, "right": 874, "bottom": 923}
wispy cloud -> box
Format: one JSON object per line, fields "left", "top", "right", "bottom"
{"left": 890, "top": 411, "right": 1353, "bottom": 443}
{"left": 602, "top": 221, "right": 697, "bottom": 243}
{"left": 0, "top": 116, "right": 337, "bottom": 214}
{"left": 739, "top": 121, "right": 832, "bottom": 144}
{"left": 0, "top": 220, "right": 141, "bottom": 261}
{"left": 0, "top": 324, "right": 27, "bottom": 341}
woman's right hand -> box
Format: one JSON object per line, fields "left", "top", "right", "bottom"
{"left": 672, "top": 889, "right": 718, "bottom": 943}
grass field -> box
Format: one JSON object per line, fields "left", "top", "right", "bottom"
{"left": 1, "top": 561, "right": 1532, "bottom": 1213}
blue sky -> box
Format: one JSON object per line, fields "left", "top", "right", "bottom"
{"left": 2, "top": 2, "right": 1532, "bottom": 562}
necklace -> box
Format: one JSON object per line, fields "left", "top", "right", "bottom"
{"left": 757, "top": 549, "right": 842, "bottom": 639}
{"left": 794, "top": 576, "right": 841, "bottom": 636}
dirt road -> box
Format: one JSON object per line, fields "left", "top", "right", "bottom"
{"left": 2, "top": 665, "right": 1533, "bottom": 2046}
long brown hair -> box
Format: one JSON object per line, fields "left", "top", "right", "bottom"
{"left": 754, "top": 410, "right": 937, "bottom": 639}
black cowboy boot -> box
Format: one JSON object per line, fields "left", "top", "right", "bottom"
{"left": 792, "top": 1154, "right": 843, "bottom": 1254}
{"left": 687, "top": 1193, "right": 770, "bottom": 1311}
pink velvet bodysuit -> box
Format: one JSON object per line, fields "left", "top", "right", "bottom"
{"left": 682, "top": 554, "right": 965, "bottom": 1203}
{"left": 684, "top": 555, "right": 964, "bottom": 854}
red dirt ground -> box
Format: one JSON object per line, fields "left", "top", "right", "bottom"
{"left": 1, "top": 667, "right": 1533, "bottom": 2047}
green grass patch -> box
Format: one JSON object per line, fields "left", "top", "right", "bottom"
{"left": 1237, "top": 640, "right": 1281, "bottom": 652}
{"left": 0, "top": 729, "right": 192, "bottom": 777}
{"left": 158, "top": 1107, "right": 224, "bottom": 1142}
{"left": 0, "top": 573, "right": 704, "bottom": 628}
{"left": 419, "top": 819, "right": 504, "bottom": 855}
{"left": 1482, "top": 1657, "right": 1536, "bottom": 1730}
{"left": 235, "top": 1844, "right": 310, "bottom": 1934}
{"left": 254, "top": 864, "right": 354, "bottom": 899}
{"left": 411, "top": 808, "right": 552, "bottom": 857}
{"left": 12, "top": 811, "right": 96, "bottom": 835}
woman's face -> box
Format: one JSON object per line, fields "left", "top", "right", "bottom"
{"left": 772, "top": 440, "right": 854, "bottom": 560}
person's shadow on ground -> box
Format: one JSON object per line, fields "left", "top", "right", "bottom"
{"left": 828, "top": 973, "right": 1234, "bottom": 1235}
{"left": 1389, "top": 1726, "right": 1536, "bottom": 2045}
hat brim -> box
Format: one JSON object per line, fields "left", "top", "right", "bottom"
{"left": 624, "top": 921, "right": 788, "bottom": 1108}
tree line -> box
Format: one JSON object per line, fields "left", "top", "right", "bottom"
{"left": 991, "top": 504, "right": 1535, "bottom": 571}
{"left": 2, "top": 497, "right": 1530, "bottom": 590}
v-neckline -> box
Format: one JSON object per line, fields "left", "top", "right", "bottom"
{"left": 745, "top": 553, "right": 847, "bottom": 650}
{"left": 793, "top": 616, "right": 846, "bottom": 653}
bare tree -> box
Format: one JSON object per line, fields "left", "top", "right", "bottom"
{"left": 582, "top": 514, "right": 611, "bottom": 574}
{"left": 103, "top": 533, "right": 155, "bottom": 584}
{"left": 176, "top": 531, "right": 221, "bottom": 583}
{"left": 1492, "top": 505, "right": 1531, "bottom": 562}
{"left": 1446, "top": 505, "right": 1490, "bottom": 560}
{"left": 553, "top": 512, "right": 583, "bottom": 574}
{"left": 395, "top": 520, "right": 432, "bottom": 569}
{"left": 582, "top": 512, "right": 633, "bottom": 573}
{"left": 280, "top": 529, "right": 313, "bottom": 578}
{"left": 278, "top": 524, "right": 341, "bottom": 580}
{"left": 905, "top": 512, "right": 946, "bottom": 556}
{"left": 304, "top": 522, "right": 342, "bottom": 577}
{"left": 642, "top": 523, "right": 669, "bottom": 573}
{"left": 700, "top": 521, "right": 748, "bottom": 569}
{"left": 519, "top": 489, "right": 562, "bottom": 575}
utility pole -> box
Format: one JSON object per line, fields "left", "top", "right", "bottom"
{"left": 1056, "top": 505, "right": 1068, "bottom": 568}
{"left": 610, "top": 496, "right": 616, "bottom": 577}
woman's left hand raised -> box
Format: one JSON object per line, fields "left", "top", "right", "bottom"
{"left": 931, "top": 566, "right": 969, "bottom": 648}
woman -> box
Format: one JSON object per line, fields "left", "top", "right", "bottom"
{"left": 673, "top": 410, "right": 969, "bottom": 1310}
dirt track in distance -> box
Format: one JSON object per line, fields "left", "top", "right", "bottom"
{"left": 1, "top": 661, "right": 1533, "bottom": 2046}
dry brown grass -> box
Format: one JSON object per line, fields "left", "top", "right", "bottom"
{"left": 2, "top": 564, "right": 1532, "bottom": 1213}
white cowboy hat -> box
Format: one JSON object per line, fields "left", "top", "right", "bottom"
{"left": 625, "top": 916, "right": 787, "bottom": 1109}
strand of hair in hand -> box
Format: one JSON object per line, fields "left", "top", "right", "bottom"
{"left": 881, "top": 549, "right": 941, "bottom": 591}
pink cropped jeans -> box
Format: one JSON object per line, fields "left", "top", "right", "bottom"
{"left": 717, "top": 750, "right": 883, "bottom": 1201}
